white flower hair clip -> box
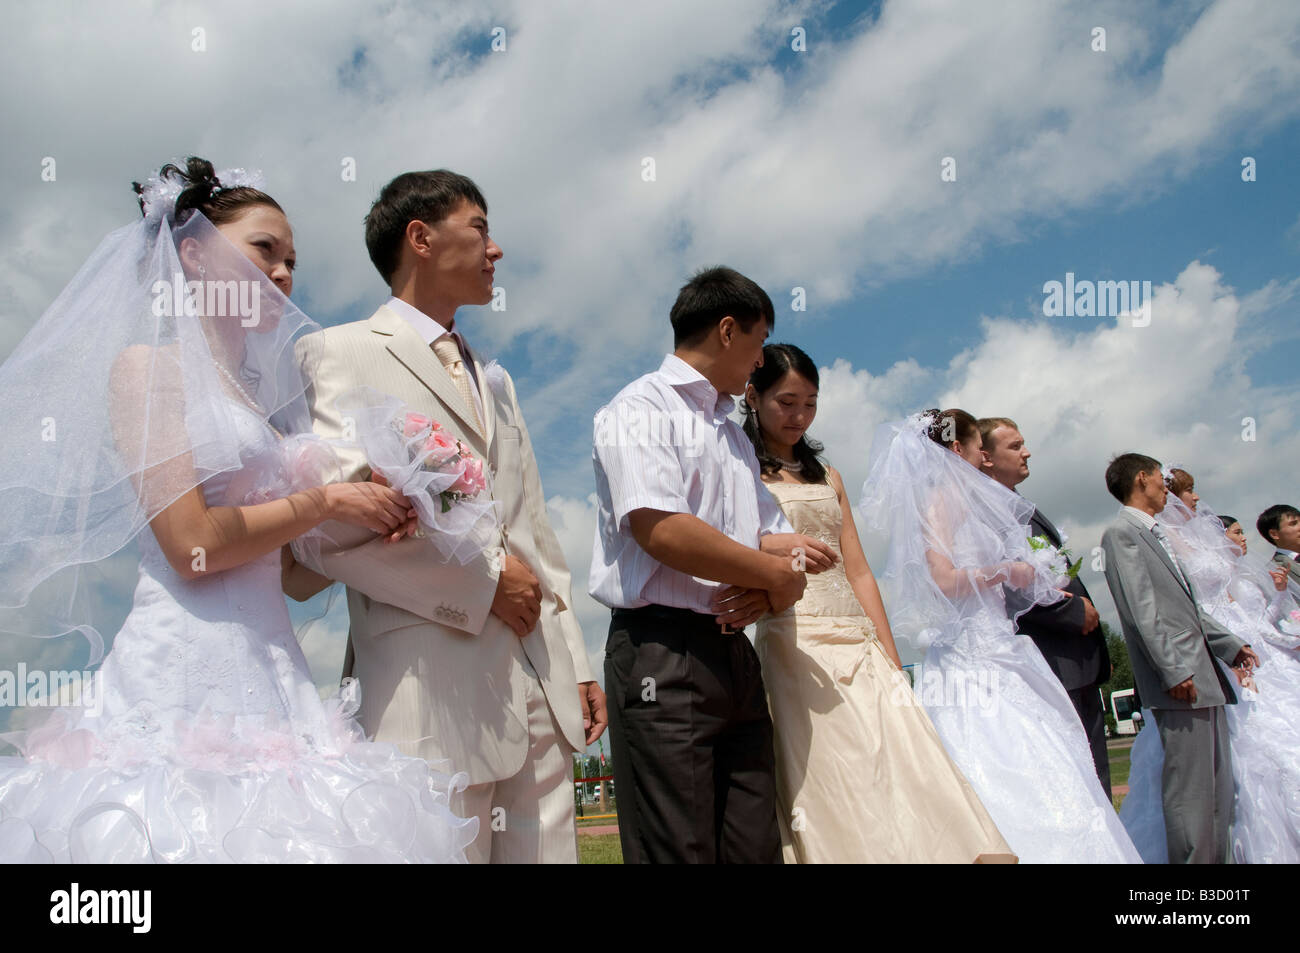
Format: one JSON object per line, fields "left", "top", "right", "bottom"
{"left": 139, "top": 165, "right": 267, "bottom": 224}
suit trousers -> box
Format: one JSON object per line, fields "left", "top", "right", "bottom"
{"left": 1067, "top": 685, "right": 1112, "bottom": 798}
{"left": 452, "top": 655, "right": 578, "bottom": 864}
{"left": 1153, "top": 706, "right": 1233, "bottom": 864}
{"left": 604, "top": 605, "right": 781, "bottom": 864}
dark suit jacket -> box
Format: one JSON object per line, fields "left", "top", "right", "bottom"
{"left": 1014, "top": 506, "right": 1111, "bottom": 692}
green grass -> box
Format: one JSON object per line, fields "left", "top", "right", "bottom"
{"left": 577, "top": 744, "right": 1140, "bottom": 859}
{"left": 578, "top": 833, "right": 623, "bottom": 864}
{"left": 1108, "top": 737, "right": 1135, "bottom": 811}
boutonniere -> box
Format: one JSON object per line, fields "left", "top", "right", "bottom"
{"left": 482, "top": 360, "right": 510, "bottom": 400}
{"left": 1028, "top": 534, "right": 1082, "bottom": 579}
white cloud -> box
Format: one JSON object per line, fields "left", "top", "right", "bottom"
{"left": 805, "top": 259, "right": 1300, "bottom": 638}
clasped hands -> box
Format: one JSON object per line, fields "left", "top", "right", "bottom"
{"left": 1170, "top": 646, "right": 1261, "bottom": 704}
{"left": 710, "top": 533, "right": 836, "bottom": 632}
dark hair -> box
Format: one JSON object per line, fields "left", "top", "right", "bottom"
{"left": 1104, "top": 452, "right": 1162, "bottom": 504}
{"left": 1218, "top": 514, "right": 1239, "bottom": 530}
{"left": 669, "top": 266, "right": 774, "bottom": 348}
{"left": 364, "top": 170, "right": 488, "bottom": 285}
{"left": 1165, "top": 467, "right": 1194, "bottom": 497}
{"left": 1257, "top": 504, "right": 1300, "bottom": 545}
{"left": 742, "top": 343, "right": 827, "bottom": 484}
{"left": 133, "top": 157, "right": 282, "bottom": 226}
{"left": 924, "top": 408, "right": 979, "bottom": 448}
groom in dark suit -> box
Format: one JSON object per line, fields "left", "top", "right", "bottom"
{"left": 979, "top": 417, "right": 1112, "bottom": 795}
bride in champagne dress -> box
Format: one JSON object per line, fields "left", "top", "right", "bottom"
{"left": 742, "top": 345, "right": 1014, "bottom": 863}
{"left": 0, "top": 160, "right": 476, "bottom": 863}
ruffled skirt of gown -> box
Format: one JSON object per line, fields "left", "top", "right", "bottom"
{"left": 0, "top": 544, "right": 478, "bottom": 864}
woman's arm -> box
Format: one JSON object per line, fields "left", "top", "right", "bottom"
{"left": 109, "top": 345, "right": 412, "bottom": 583}
{"left": 146, "top": 479, "right": 411, "bottom": 582}
{"left": 829, "top": 467, "right": 903, "bottom": 669}
{"left": 918, "top": 490, "right": 1035, "bottom": 599}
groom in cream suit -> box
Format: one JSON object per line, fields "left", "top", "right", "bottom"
{"left": 293, "top": 170, "right": 606, "bottom": 863}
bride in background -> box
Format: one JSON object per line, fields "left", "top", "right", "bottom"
{"left": 860, "top": 409, "right": 1140, "bottom": 863}
{"left": 742, "top": 345, "right": 1014, "bottom": 863}
{"left": 0, "top": 158, "right": 476, "bottom": 863}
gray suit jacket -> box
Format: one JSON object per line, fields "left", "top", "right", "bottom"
{"left": 1272, "top": 551, "right": 1300, "bottom": 588}
{"left": 1101, "top": 509, "right": 1244, "bottom": 710}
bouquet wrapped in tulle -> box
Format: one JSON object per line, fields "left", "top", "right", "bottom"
{"left": 335, "top": 386, "right": 500, "bottom": 564}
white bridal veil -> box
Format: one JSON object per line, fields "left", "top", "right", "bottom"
{"left": 859, "top": 412, "right": 1067, "bottom": 657}
{"left": 0, "top": 171, "right": 323, "bottom": 664}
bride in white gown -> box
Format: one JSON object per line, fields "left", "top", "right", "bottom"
{"left": 860, "top": 410, "right": 1140, "bottom": 863}
{"left": 0, "top": 159, "right": 476, "bottom": 863}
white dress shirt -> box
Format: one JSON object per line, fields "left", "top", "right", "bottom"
{"left": 384, "top": 296, "right": 483, "bottom": 418}
{"left": 589, "top": 353, "right": 793, "bottom": 613}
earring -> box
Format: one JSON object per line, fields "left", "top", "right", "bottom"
{"left": 198, "top": 265, "right": 206, "bottom": 277}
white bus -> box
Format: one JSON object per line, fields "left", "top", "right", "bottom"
{"left": 1108, "top": 688, "right": 1140, "bottom": 735}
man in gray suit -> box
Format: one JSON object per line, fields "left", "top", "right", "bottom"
{"left": 1100, "top": 453, "right": 1258, "bottom": 864}
{"left": 1258, "top": 504, "right": 1300, "bottom": 587}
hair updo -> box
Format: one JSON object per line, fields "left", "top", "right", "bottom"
{"left": 132, "top": 156, "right": 282, "bottom": 226}
{"left": 924, "top": 408, "right": 979, "bottom": 448}
{"left": 1165, "top": 467, "right": 1194, "bottom": 497}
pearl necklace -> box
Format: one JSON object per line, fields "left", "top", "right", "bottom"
{"left": 213, "top": 359, "right": 283, "bottom": 438}
{"left": 776, "top": 456, "right": 804, "bottom": 472}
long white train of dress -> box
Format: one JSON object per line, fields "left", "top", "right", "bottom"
{"left": 918, "top": 607, "right": 1141, "bottom": 863}
{"left": 0, "top": 404, "right": 477, "bottom": 863}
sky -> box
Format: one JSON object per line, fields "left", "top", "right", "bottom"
{"left": 2, "top": 0, "right": 1299, "bottom": 757}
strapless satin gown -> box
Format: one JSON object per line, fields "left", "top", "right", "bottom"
{"left": 0, "top": 402, "right": 477, "bottom": 863}
{"left": 755, "top": 481, "right": 1015, "bottom": 863}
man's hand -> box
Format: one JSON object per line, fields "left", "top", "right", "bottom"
{"left": 490, "top": 554, "right": 542, "bottom": 636}
{"left": 1269, "top": 567, "right": 1288, "bottom": 592}
{"left": 579, "top": 681, "right": 608, "bottom": 745}
{"left": 766, "top": 560, "right": 807, "bottom": 615}
{"left": 1169, "top": 676, "right": 1198, "bottom": 705}
{"left": 1233, "top": 645, "right": 1260, "bottom": 671}
{"left": 1080, "top": 595, "right": 1100, "bottom": 635}
{"left": 711, "top": 585, "right": 773, "bottom": 631}
{"left": 760, "top": 533, "right": 837, "bottom": 573}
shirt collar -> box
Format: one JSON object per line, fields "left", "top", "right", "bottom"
{"left": 385, "top": 296, "right": 467, "bottom": 350}
{"left": 659, "top": 353, "right": 735, "bottom": 417}
{"left": 1122, "top": 505, "right": 1158, "bottom": 531}
{"left": 1278, "top": 548, "right": 1300, "bottom": 560}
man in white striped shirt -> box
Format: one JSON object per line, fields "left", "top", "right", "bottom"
{"left": 590, "top": 266, "right": 835, "bottom": 863}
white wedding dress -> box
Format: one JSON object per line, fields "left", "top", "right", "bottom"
{"left": 917, "top": 522, "right": 1142, "bottom": 864}
{"left": 0, "top": 402, "right": 478, "bottom": 863}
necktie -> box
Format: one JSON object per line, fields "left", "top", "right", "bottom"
{"left": 432, "top": 335, "right": 482, "bottom": 433}
{"left": 1151, "top": 524, "right": 1191, "bottom": 594}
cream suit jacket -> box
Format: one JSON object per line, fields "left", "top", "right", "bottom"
{"left": 293, "top": 304, "right": 592, "bottom": 786}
